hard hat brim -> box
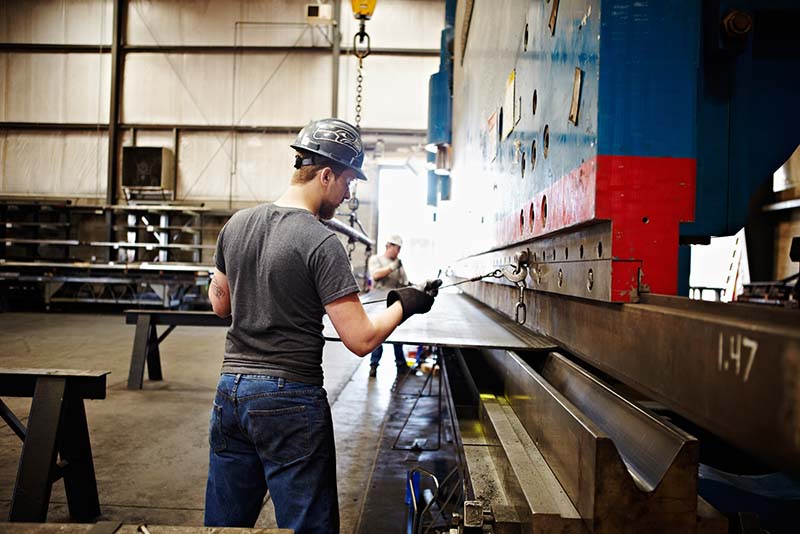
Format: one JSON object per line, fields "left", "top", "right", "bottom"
{"left": 290, "top": 143, "right": 368, "bottom": 181}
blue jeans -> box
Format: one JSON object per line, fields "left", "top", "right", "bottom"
{"left": 204, "top": 373, "right": 338, "bottom": 533}
{"left": 370, "top": 343, "right": 405, "bottom": 368}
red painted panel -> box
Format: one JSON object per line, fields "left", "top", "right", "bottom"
{"left": 596, "top": 155, "right": 695, "bottom": 297}
{"left": 497, "top": 155, "right": 696, "bottom": 301}
{"left": 496, "top": 158, "right": 598, "bottom": 243}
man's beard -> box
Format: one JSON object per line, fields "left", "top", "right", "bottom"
{"left": 318, "top": 199, "right": 338, "bottom": 220}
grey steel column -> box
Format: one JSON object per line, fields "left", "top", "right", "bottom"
{"left": 106, "top": 0, "right": 126, "bottom": 206}
{"left": 331, "top": 0, "right": 342, "bottom": 117}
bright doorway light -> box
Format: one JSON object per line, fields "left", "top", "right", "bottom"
{"left": 376, "top": 167, "right": 441, "bottom": 283}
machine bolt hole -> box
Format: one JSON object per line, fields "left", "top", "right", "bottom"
{"left": 541, "top": 195, "right": 548, "bottom": 227}
{"left": 642, "top": 216, "right": 649, "bottom": 224}
{"left": 524, "top": 24, "right": 529, "bottom": 51}
{"left": 519, "top": 209, "right": 525, "bottom": 234}
{"left": 587, "top": 269, "right": 594, "bottom": 291}
{"left": 543, "top": 125, "right": 550, "bottom": 158}
{"left": 580, "top": 244, "right": 584, "bottom": 259}
{"left": 565, "top": 247, "right": 569, "bottom": 260}
{"left": 531, "top": 140, "right": 537, "bottom": 170}
{"left": 521, "top": 151, "right": 526, "bottom": 178}
{"left": 558, "top": 269, "right": 564, "bottom": 287}
{"left": 529, "top": 202, "right": 535, "bottom": 231}
{"left": 532, "top": 90, "right": 538, "bottom": 115}
{"left": 597, "top": 241, "right": 603, "bottom": 258}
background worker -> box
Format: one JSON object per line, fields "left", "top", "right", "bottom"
{"left": 367, "top": 235, "right": 409, "bottom": 377}
{"left": 205, "top": 118, "right": 440, "bottom": 534}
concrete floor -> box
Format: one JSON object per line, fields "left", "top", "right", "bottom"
{"left": 0, "top": 312, "right": 401, "bottom": 531}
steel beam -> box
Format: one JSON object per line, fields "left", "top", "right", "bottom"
{"left": 331, "top": 0, "right": 342, "bottom": 117}
{"left": 0, "top": 44, "right": 111, "bottom": 53}
{"left": 462, "top": 282, "right": 800, "bottom": 474}
{"left": 120, "top": 44, "right": 438, "bottom": 56}
{"left": 0, "top": 122, "right": 109, "bottom": 131}
{"left": 1, "top": 122, "right": 425, "bottom": 140}
{"left": 106, "top": 0, "right": 125, "bottom": 206}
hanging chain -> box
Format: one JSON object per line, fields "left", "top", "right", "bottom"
{"left": 353, "top": 19, "right": 370, "bottom": 130}
{"left": 355, "top": 57, "right": 364, "bottom": 129}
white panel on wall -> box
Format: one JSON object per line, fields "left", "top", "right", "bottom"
{"left": 233, "top": 52, "right": 332, "bottom": 126}
{"left": 0, "top": 0, "right": 113, "bottom": 44}
{"left": 0, "top": 130, "right": 108, "bottom": 197}
{"left": 176, "top": 132, "right": 294, "bottom": 203}
{"left": 123, "top": 53, "right": 233, "bottom": 126}
{"left": 340, "top": 0, "right": 444, "bottom": 50}
{"left": 1, "top": 53, "right": 111, "bottom": 123}
{"left": 231, "top": 132, "right": 296, "bottom": 201}
{"left": 123, "top": 52, "right": 331, "bottom": 126}
{"left": 338, "top": 55, "right": 436, "bottom": 130}
{"left": 127, "top": 0, "right": 329, "bottom": 47}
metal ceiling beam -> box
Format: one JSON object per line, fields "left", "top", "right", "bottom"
{"left": 0, "top": 122, "right": 425, "bottom": 137}
{"left": 117, "top": 124, "right": 426, "bottom": 136}
{"left": 0, "top": 42, "right": 438, "bottom": 57}
{"left": 0, "top": 44, "right": 111, "bottom": 53}
{"left": 0, "top": 122, "right": 109, "bottom": 131}
{"left": 120, "top": 45, "right": 438, "bottom": 56}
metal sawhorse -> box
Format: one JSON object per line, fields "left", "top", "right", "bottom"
{"left": 0, "top": 368, "right": 109, "bottom": 522}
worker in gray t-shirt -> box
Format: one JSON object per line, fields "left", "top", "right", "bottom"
{"left": 367, "top": 234, "right": 409, "bottom": 377}
{"left": 203, "top": 118, "right": 440, "bottom": 534}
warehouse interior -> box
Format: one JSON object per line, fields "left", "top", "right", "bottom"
{"left": 1, "top": 1, "right": 799, "bottom": 533}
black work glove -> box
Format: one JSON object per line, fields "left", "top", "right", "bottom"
{"left": 387, "top": 279, "right": 442, "bottom": 322}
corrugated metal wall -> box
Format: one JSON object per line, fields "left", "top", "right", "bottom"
{"left": 0, "top": 0, "right": 442, "bottom": 206}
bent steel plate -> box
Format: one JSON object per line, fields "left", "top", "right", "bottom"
{"left": 463, "top": 281, "right": 800, "bottom": 475}
{"left": 323, "top": 292, "right": 555, "bottom": 350}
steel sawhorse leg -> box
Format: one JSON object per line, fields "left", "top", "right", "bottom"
{"left": 127, "top": 315, "right": 165, "bottom": 390}
{"left": 8, "top": 376, "right": 101, "bottom": 522}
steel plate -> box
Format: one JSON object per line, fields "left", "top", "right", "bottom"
{"left": 323, "top": 292, "right": 555, "bottom": 350}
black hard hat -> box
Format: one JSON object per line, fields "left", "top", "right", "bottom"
{"left": 290, "top": 118, "right": 367, "bottom": 181}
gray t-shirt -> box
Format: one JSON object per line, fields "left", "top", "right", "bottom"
{"left": 214, "top": 204, "right": 359, "bottom": 385}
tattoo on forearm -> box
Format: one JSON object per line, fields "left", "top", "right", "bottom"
{"left": 211, "top": 278, "right": 226, "bottom": 299}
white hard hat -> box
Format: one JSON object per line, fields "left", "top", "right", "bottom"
{"left": 386, "top": 235, "right": 403, "bottom": 247}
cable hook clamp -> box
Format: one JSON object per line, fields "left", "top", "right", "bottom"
{"left": 353, "top": 30, "right": 371, "bottom": 59}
